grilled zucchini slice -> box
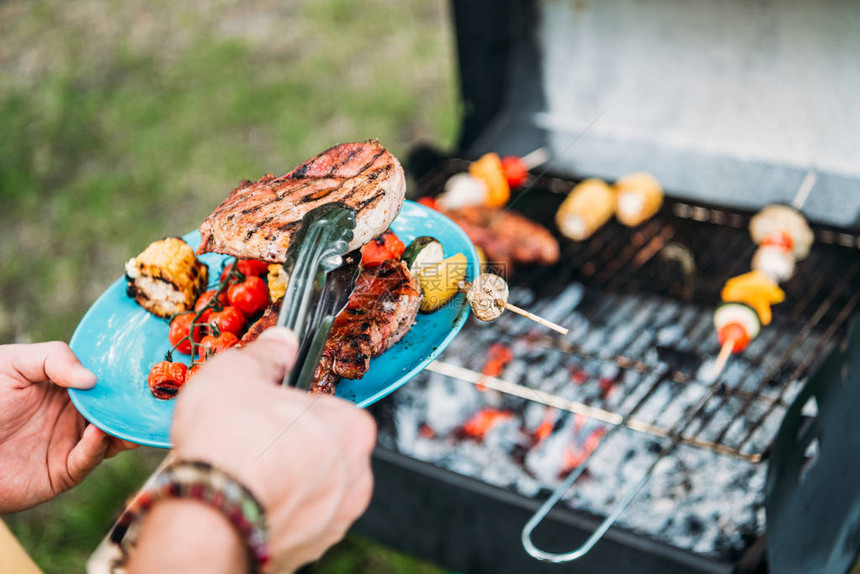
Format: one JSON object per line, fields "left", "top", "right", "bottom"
{"left": 401, "top": 236, "right": 444, "bottom": 275}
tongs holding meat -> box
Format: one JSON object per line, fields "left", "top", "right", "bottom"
{"left": 276, "top": 204, "right": 361, "bottom": 390}
{"left": 195, "top": 140, "right": 408, "bottom": 389}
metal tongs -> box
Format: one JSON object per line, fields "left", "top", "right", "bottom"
{"left": 275, "top": 204, "right": 360, "bottom": 390}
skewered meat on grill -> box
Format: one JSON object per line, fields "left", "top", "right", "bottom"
{"left": 311, "top": 259, "right": 421, "bottom": 394}
{"left": 440, "top": 205, "right": 559, "bottom": 272}
{"left": 197, "top": 140, "right": 406, "bottom": 263}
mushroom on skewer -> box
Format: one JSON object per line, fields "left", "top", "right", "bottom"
{"left": 748, "top": 171, "right": 816, "bottom": 282}
{"left": 462, "top": 272, "right": 569, "bottom": 335}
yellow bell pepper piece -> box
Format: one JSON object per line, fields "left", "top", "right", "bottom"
{"left": 469, "top": 153, "right": 510, "bottom": 208}
{"left": 474, "top": 244, "right": 488, "bottom": 271}
{"left": 721, "top": 270, "right": 785, "bottom": 326}
{"left": 723, "top": 270, "right": 786, "bottom": 303}
{"left": 419, "top": 252, "right": 468, "bottom": 312}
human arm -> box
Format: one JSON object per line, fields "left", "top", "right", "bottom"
{"left": 127, "top": 327, "right": 376, "bottom": 573}
{"left": 0, "top": 342, "right": 137, "bottom": 513}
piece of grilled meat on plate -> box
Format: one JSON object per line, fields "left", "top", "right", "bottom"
{"left": 311, "top": 259, "right": 421, "bottom": 394}
{"left": 197, "top": 139, "right": 406, "bottom": 262}
{"left": 240, "top": 259, "right": 421, "bottom": 394}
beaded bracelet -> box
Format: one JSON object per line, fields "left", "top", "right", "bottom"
{"left": 109, "top": 460, "right": 269, "bottom": 572}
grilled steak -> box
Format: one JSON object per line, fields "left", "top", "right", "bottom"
{"left": 311, "top": 259, "right": 421, "bottom": 394}
{"left": 238, "top": 259, "right": 421, "bottom": 394}
{"left": 440, "top": 206, "right": 559, "bottom": 273}
{"left": 198, "top": 140, "right": 406, "bottom": 262}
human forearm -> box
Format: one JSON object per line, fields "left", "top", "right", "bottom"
{"left": 127, "top": 499, "right": 248, "bottom": 574}
{"left": 125, "top": 328, "right": 375, "bottom": 572}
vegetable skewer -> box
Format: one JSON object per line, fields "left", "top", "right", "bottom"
{"left": 709, "top": 171, "right": 816, "bottom": 380}
{"left": 437, "top": 148, "right": 548, "bottom": 210}
{"left": 498, "top": 300, "right": 569, "bottom": 336}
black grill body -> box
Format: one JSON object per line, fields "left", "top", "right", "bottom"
{"left": 354, "top": 0, "right": 860, "bottom": 570}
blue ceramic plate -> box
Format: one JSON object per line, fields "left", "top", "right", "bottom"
{"left": 68, "top": 201, "right": 478, "bottom": 448}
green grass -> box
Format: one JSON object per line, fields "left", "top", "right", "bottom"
{"left": 0, "top": 0, "right": 456, "bottom": 571}
{"left": 6, "top": 449, "right": 165, "bottom": 573}
{"left": 305, "top": 534, "right": 446, "bottom": 574}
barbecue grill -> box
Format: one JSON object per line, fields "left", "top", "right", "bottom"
{"left": 353, "top": 1, "right": 860, "bottom": 573}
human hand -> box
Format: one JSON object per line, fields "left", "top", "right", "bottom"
{"left": 0, "top": 342, "right": 138, "bottom": 513}
{"left": 171, "top": 327, "right": 376, "bottom": 573}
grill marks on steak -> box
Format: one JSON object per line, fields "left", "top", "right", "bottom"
{"left": 237, "top": 259, "right": 421, "bottom": 395}
{"left": 311, "top": 259, "right": 421, "bottom": 394}
{"left": 197, "top": 140, "right": 406, "bottom": 263}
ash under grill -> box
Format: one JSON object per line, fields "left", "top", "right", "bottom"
{"left": 368, "top": 160, "right": 860, "bottom": 565}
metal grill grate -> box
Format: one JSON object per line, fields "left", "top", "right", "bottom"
{"left": 416, "top": 159, "right": 859, "bottom": 464}
{"left": 392, "top": 159, "right": 860, "bottom": 562}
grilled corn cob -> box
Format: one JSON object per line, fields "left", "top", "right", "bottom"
{"left": 615, "top": 172, "right": 663, "bottom": 227}
{"left": 125, "top": 237, "right": 208, "bottom": 318}
{"left": 555, "top": 178, "right": 616, "bottom": 241}
{"left": 267, "top": 264, "right": 289, "bottom": 302}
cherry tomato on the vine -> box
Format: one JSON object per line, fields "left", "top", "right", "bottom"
{"left": 195, "top": 289, "right": 228, "bottom": 322}
{"left": 148, "top": 361, "right": 188, "bottom": 400}
{"left": 187, "top": 361, "right": 205, "bottom": 379}
{"left": 228, "top": 276, "right": 270, "bottom": 316}
{"left": 198, "top": 332, "right": 240, "bottom": 360}
{"left": 168, "top": 314, "right": 204, "bottom": 355}
{"left": 219, "top": 261, "right": 247, "bottom": 286}
{"left": 207, "top": 306, "right": 246, "bottom": 337}
{"left": 237, "top": 259, "right": 270, "bottom": 277}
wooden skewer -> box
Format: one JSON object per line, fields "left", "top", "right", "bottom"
{"left": 791, "top": 170, "right": 817, "bottom": 211}
{"left": 709, "top": 337, "right": 736, "bottom": 381}
{"left": 520, "top": 147, "right": 550, "bottom": 170}
{"left": 496, "top": 299, "right": 569, "bottom": 335}
{"left": 462, "top": 273, "right": 569, "bottom": 335}
{"left": 706, "top": 172, "right": 815, "bottom": 385}
{"left": 709, "top": 172, "right": 815, "bottom": 380}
